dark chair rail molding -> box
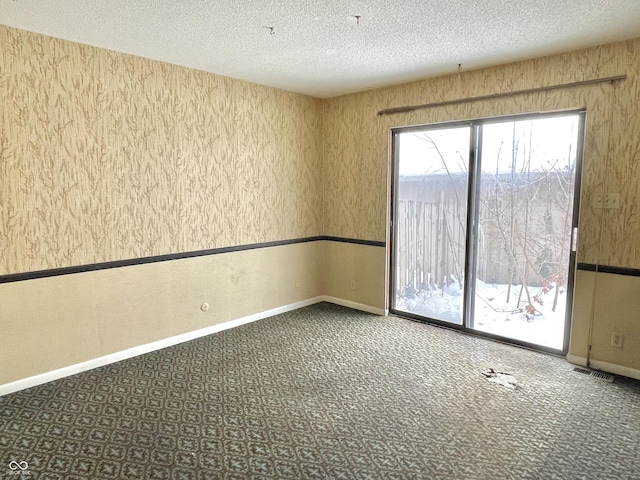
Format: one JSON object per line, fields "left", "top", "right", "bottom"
{"left": 0, "top": 236, "right": 386, "bottom": 284}
{"left": 577, "top": 263, "right": 640, "bottom": 277}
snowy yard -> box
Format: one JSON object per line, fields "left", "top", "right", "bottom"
{"left": 396, "top": 279, "right": 567, "bottom": 350}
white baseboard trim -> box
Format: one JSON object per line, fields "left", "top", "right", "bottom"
{"left": 566, "top": 354, "right": 640, "bottom": 380}
{"left": 320, "top": 295, "right": 386, "bottom": 316}
{"left": 0, "top": 296, "right": 324, "bottom": 397}
{"left": 0, "top": 295, "right": 385, "bottom": 396}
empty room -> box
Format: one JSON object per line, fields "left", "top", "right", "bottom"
{"left": 1, "top": 1, "right": 640, "bottom": 479}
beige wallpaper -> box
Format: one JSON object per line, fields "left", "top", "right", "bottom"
{"left": 5, "top": 25, "right": 636, "bottom": 275}
{"left": 322, "top": 38, "right": 640, "bottom": 269}
{"left": 0, "top": 26, "right": 322, "bottom": 275}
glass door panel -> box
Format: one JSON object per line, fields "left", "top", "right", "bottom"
{"left": 471, "top": 116, "right": 580, "bottom": 350}
{"left": 392, "top": 126, "right": 471, "bottom": 325}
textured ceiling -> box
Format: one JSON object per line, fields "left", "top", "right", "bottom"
{"left": 2, "top": 0, "right": 640, "bottom": 98}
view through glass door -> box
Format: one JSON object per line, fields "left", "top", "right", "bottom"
{"left": 391, "top": 112, "right": 583, "bottom": 352}
{"left": 392, "top": 125, "right": 471, "bottom": 325}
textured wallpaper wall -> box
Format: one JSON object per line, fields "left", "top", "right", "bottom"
{"left": 0, "top": 26, "right": 322, "bottom": 275}
{"left": 322, "top": 38, "right": 640, "bottom": 269}
{"left": 2, "top": 25, "right": 639, "bottom": 274}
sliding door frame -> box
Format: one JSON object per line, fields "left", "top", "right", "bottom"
{"left": 389, "top": 120, "right": 473, "bottom": 332}
{"left": 389, "top": 109, "right": 586, "bottom": 355}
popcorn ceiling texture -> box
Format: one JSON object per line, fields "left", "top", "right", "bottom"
{"left": 0, "top": 26, "right": 322, "bottom": 275}
{"left": 2, "top": 0, "right": 640, "bottom": 97}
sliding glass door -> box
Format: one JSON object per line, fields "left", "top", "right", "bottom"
{"left": 390, "top": 112, "right": 583, "bottom": 353}
{"left": 471, "top": 116, "right": 581, "bottom": 350}
{"left": 391, "top": 125, "right": 471, "bottom": 325}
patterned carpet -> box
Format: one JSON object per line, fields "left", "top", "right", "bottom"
{"left": 1, "top": 302, "right": 640, "bottom": 480}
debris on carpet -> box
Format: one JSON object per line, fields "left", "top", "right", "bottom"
{"left": 482, "top": 368, "right": 518, "bottom": 389}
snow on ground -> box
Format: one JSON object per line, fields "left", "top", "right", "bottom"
{"left": 396, "top": 279, "right": 566, "bottom": 350}
{"left": 473, "top": 280, "right": 566, "bottom": 350}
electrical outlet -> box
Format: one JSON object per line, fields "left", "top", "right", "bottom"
{"left": 611, "top": 332, "right": 623, "bottom": 348}
{"left": 603, "top": 193, "right": 620, "bottom": 209}
{"left": 295, "top": 281, "right": 301, "bottom": 290}
{"left": 201, "top": 302, "right": 209, "bottom": 312}
{"left": 350, "top": 280, "right": 356, "bottom": 291}
{"left": 595, "top": 193, "right": 621, "bottom": 209}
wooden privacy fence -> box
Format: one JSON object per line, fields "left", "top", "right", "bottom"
{"left": 394, "top": 171, "right": 574, "bottom": 296}
{"left": 395, "top": 195, "right": 466, "bottom": 294}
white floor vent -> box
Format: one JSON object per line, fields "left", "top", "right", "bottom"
{"left": 573, "top": 367, "right": 615, "bottom": 382}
